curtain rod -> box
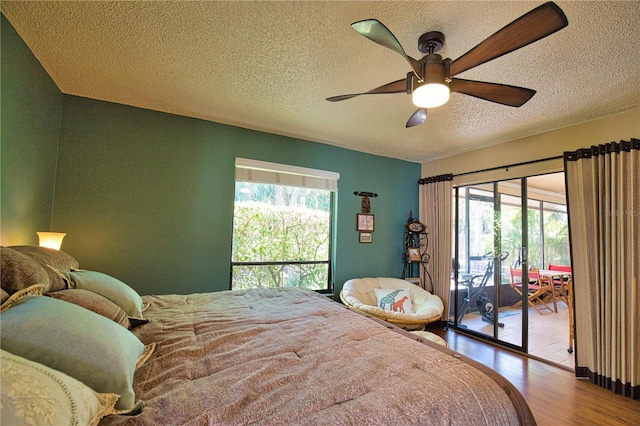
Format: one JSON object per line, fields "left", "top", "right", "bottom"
{"left": 453, "top": 155, "right": 563, "bottom": 178}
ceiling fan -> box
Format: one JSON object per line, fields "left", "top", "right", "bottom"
{"left": 326, "top": 1, "right": 568, "bottom": 128}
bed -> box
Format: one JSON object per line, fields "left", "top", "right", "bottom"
{"left": 0, "top": 246, "right": 536, "bottom": 425}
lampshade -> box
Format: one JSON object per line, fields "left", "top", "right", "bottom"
{"left": 37, "top": 232, "right": 66, "bottom": 250}
{"left": 412, "top": 83, "right": 450, "bottom": 108}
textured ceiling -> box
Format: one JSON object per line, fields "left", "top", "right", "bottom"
{"left": 2, "top": 1, "right": 639, "bottom": 163}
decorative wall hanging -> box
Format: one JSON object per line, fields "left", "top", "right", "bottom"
{"left": 357, "top": 214, "right": 375, "bottom": 232}
{"left": 354, "top": 191, "right": 378, "bottom": 214}
{"left": 355, "top": 191, "right": 378, "bottom": 242}
{"left": 359, "top": 233, "right": 372, "bottom": 243}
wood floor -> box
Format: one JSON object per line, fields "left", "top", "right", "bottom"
{"left": 425, "top": 324, "right": 640, "bottom": 425}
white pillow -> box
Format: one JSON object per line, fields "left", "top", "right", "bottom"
{"left": 0, "top": 349, "right": 119, "bottom": 426}
{"left": 374, "top": 288, "right": 413, "bottom": 313}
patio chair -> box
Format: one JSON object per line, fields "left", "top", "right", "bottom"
{"left": 548, "top": 264, "right": 572, "bottom": 306}
{"left": 510, "top": 267, "right": 554, "bottom": 315}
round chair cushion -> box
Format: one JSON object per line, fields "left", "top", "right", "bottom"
{"left": 340, "top": 277, "right": 444, "bottom": 329}
{"left": 410, "top": 330, "right": 448, "bottom": 347}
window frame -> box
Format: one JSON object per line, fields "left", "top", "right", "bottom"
{"left": 230, "top": 159, "right": 338, "bottom": 293}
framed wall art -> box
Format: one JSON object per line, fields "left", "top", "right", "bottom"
{"left": 359, "top": 233, "right": 372, "bottom": 243}
{"left": 408, "top": 247, "right": 421, "bottom": 262}
{"left": 356, "top": 213, "right": 375, "bottom": 232}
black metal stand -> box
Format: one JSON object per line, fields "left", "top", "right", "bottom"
{"left": 401, "top": 211, "right": 433, "bottom": 292}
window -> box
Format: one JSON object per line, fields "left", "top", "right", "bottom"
{"left": 231, "top": 158, "right": 339, "bottom": 291}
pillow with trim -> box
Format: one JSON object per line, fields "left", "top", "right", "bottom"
{"left": 47, "top": 289, "right": 131, "bottom": 329}
{"left": 373, "top": 288, "right": 413, "bottom": 313}
{"left": 67, "top": 270, "right": 146, "bottom": 322}
{"left": 0, "top": 284, "right": 45, "bottom": 312}
{"left": 1, "top": 349, "right": 120, "bottom": 426}
{"left": 0, "top": 295, "right": 153, "bottom": 412}
{"left": 9, "top": 245, "right": 79, "bottom": 271}
{"left": 9, "top": 245, "right": 78, "bottom": 292}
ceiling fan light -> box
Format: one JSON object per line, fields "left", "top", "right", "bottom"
{"left": 412, "top": 83, "right": 450, "bottom": 108}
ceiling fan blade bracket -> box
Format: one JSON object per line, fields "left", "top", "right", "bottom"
{"left": 444, "top": 58, "right": 452, "bottom": 83}
{"left": 408, "top": 57, "right": 423, "bottom": 79}
{"left": 408, "top": 73, "right": 423, "bottom": 94}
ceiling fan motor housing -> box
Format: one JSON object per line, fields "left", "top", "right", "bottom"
{"left": 411, "top": 52, "right": 451, "bottom": 109}
{"left": 414, "top": 54, "right": 447, "bottom": 87}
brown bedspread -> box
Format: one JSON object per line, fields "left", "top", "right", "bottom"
{"left": 100, "top": 288, "right": 535, "bottom": 425}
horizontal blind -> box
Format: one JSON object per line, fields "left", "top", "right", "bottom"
{"left": 235, "top": 158, "right": 339, "bottom": 191}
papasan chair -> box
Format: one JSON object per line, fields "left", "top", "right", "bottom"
{"left": 340, "top": 277, "right": 444, "bottom": 331}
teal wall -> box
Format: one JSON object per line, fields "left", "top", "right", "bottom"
{"left": 1, "top": 14, "right": 64, "bottom": 245}
{"left": 53, "top": 96, "right": 419, "bottom": 296}
{"left": 1, "top": 15, "right": 420, "bottom": 297}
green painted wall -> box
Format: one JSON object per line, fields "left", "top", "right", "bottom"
{"left": 53, "top": 96, "right": 420, "bottom": 296}
{"left": 1, "top": 14, "right": 63, "bottom": 245}
{"left": 1, "top": 14, "right": 420, "bottom": 297}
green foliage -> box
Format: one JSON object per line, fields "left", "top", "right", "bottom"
{"left": 457, "top": 188, "right": 570, "bottom": 275}
{"left": 232, "top": 201, "right": 329, "bottom": 262}
{"left": 231, "top": 183, "right": 331, "bottom": 290}
{"left": 543, "top": 210, "right": 570, "bottom": 265}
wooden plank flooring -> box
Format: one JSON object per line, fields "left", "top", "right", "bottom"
{"left": 426, "top": 324, "right": 640, "bottom": 425}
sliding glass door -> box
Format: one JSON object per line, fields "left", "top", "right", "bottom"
{"left": 451, "top": 173, "right": 570, "bottom": 357}
{"left": 452, "top": 177, "right": 536, "bottom": 351}
{"left": 452, "top": 181, "right": 527, "bottom": 350}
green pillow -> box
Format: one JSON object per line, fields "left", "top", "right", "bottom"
{"left": 68, "top": 270, "right": 145, "bottom": 320}
{"left": 0, "top": 296, "right": 147, "bottom": 411}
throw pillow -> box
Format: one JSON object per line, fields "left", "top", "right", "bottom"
{"left": 1, "top": 349, "right": 119, "bottom": 426}
{"left": 374, "top": 288, "right": 413, "bottom": 313}
{"left": 0, "top": 295, "right": 151, "bottom": 411}
{"left": 67, "top": 270, "right": 146, "bottom": 321}
{"left": 9, "top": 245, "right": 79, "bottom": 292}
{"left": 47, "top": 289, "right": 131, "bottom": 329}
{"left": 0, "top": 247, "right": 50, "bottom": 294}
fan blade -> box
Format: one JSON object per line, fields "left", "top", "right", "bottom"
{"left": 351, "top": 19, "right": 422, "bottom": 78}
{"left": 406, "top": 109, "right": 427, "bottom": 128}
{"left": 451, "top": 78, "right": 536, "bottom": 107}
{"left": 326, "top": 78, "right": 407, "bottom": 102}
{"left": 450, "top": 2, "right": 568, "bottom": 76}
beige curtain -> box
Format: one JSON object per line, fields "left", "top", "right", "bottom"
{"left": 565, "top": 138, "right": 639, "bottom": 399}
{"left": 419, "top": 174, "right": 453, "bottom": 320}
